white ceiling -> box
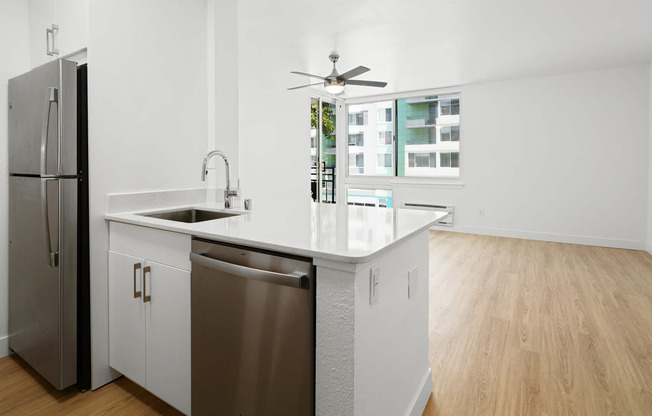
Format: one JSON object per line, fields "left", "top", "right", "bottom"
{"left": 259, "top": 0, "right": 652, "bottom": 97}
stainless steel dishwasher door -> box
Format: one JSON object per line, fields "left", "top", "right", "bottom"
{"left": 190, "top": 239, "right": 315, "bottom": 416}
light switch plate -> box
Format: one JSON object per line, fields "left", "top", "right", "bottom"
{"left": 369, "top": 266, "right": 380, "bottom": 305}
{"left": 408, "top": 266, "right": 418, "bottom": 299}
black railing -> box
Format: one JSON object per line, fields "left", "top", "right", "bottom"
{"left": 311, "top": 163, "right": 336, "bottom": 203}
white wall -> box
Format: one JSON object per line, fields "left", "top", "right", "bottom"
{"left": 393, "top": 66, "right": 649, "bottom": 249}
{"left": 237, "top": 1, "right": 312, "bottom": 210}
{"left": 648, "top": 63, "right": 652, "bottom": 255}
{"left": 88, "top": 0, "right": 207, "bottom": 388}
{"left": 0, "top": 0, "right": 31, "bottom": 358}
{"left": 212, "top": 0, "right": 239, "bottom": 190}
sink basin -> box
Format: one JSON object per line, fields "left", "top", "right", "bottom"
{"left": 140, "top": 209, "right": 242, "bottom": 223}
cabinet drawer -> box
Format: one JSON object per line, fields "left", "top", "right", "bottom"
{"left": 109, "top": 222, "right": 191, "bottom": 271}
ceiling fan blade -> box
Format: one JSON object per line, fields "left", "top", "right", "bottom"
{"left": 346, "top": 79, "right": 388, "bottom": 88}
{"left": 287, "top": 82, "right": 324, "bottom": 90}
{"left": 337, "top": 66, "right": 370, "bottom": 81}
{"left": 290, "top": 71, "right": 326, "bottom": 80}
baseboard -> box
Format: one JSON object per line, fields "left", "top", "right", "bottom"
{"left": 442, "top": 225, "right": 646, "bottom": 251}
{"left": 406, "top": 368, "right": 432, "bottom": 416}
{"left": 647, "top": 242, "right": 652, "bottom": 256}
{"left": 0, "top": 336, "right": 10, "bottom": 359}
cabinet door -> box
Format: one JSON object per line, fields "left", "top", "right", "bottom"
{"left": 29, "top": 0, "right": 57, "bottom": 68}
{"left": 145, "top": 260, "right": 191, "bottom": 415}
{"left": 108, "top": 250, "right": 146, "bottom": 387}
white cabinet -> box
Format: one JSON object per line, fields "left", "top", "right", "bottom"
{"left": 108, "top": 222, "right": 191, "bottom": 415}
{"left": 29, "top": 0, "right": 89, "bottom": 68}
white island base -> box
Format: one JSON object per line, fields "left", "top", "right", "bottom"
{"left": 105, "top": 195, "right": 444, "bottom": 415}
{"left": 315, "top": 230, "right": 431, "bottom": 416}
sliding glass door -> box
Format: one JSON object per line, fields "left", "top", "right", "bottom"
{"left": 310, "top": 97, "right": 337, "bottom": 203}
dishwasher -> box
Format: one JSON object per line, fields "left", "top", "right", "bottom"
{"left": 190, "top": 238, "right": 315, "bottom": 416}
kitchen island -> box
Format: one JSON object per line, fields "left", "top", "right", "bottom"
{"left": 105, "top": 191, "right": 447, "bottom": 416}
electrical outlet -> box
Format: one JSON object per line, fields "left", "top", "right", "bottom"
{"left": 479, "top": 209, "right": 485, "bottom": 217}
{"left": 408, "top": 266, "right": 418, "bottom": 299}
{"left": 369, "top": 266, "right": 380, "bottom": 305}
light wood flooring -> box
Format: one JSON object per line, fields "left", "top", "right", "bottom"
{"left": 1, "top": 231, "right": 651, "bottom": 415}
{"left": 0, "top": 354, "right": 181, "bottom": 415}
{"left": 422, "top": 231, "right": 652, "bottom": 416}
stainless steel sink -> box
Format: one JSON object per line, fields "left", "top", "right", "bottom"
{"left": 140, "top": 209, "right": 242, "bottom": 223}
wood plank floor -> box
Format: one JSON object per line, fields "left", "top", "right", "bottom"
{"left": 422, "top": 231, "right": 652, "bottom": 416}
{"left": 2, "top": 230, "right": 651, "bottom": 415}
{"left": 0, "top": 354, "right": 181, "bottom": 415}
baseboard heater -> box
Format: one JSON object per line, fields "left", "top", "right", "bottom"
{"left": 401, "top": 203, "right": 454, "bottom": 227}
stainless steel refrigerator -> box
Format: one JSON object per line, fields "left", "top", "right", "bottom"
{"left": 8, "top": 58, "right": 90, "bottom": 391}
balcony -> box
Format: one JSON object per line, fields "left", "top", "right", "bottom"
{"left": 406, "top": 115, "right": 437, "bottom": 128}
{"left": 405, "top": 94, "right": 460, "bottom": 105}
{"left": 405, "top": 96, "right": 439, "bottom": 105}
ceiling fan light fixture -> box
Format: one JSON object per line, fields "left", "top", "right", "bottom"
{"left": 324, "top": 82, "right": 345, "bottom": 94}
{"left": 288, "top": 54, "right": 386, "bottom": 92}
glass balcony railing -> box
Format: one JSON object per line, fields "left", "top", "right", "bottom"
{"left": 406, "top": 115, "right": 438, "bottom": 128}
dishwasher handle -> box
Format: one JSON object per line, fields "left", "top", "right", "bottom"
{"left": 190, "top": 252, "right": 308, "bottom": 289}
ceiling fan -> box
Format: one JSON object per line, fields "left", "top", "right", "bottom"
{"left": 288, "top": 54, "right": 387, "bottom": 94}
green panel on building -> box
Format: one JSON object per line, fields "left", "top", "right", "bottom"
{"left": 397, "top": 100, "right": 433, "bottom": 176}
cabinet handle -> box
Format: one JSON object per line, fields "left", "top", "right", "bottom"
{"left": 133, "top": 263, "right": 142, "bottom": 298}
{"left": 143, "top": 266, "right": 151, "bottom": 303}
{"left": 46, "top": 24, "right": 59, "bottom": 56}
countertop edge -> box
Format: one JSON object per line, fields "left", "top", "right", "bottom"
{"left": 104, "top": 210, "right": 445, "bottom": 265}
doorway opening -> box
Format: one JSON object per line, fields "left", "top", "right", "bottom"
{"left": 310, "top": 97, "right": 337, "bottom": 203}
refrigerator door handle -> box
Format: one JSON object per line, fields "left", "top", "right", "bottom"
{"left": 41, "top": 179, "right": 59, "bottom": 267}
{"left": 40, "top": 87, "right": 58, "bottom": 176}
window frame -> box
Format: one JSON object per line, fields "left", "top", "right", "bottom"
{"left": 344, "top": 89, "right": 462, "bottom": 183}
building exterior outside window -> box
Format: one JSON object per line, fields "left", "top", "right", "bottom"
{"left": 347, "top": 101, "right": 394, "bottom": 176}
{"left": 397, "top": 93, "right": 460, "bottom": 177}
{"left": 378, "top": 130, "right": 392, "bottom": 145}
{"left": 347, "top": 93, "right": 460, "bottom": 178}
{"left": 348, "top": 133, "right": 364, "bottom": 146}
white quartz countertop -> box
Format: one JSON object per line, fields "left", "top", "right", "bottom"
{"left": 105, "top": 201, "right": 447, "bottom": 263}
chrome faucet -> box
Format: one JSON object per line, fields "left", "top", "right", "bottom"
{"left": 201, "top": 150, "right": 239, "bottom": 208}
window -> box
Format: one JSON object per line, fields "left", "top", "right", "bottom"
{"left": 408, "top": 153, "right": 436, "bottom": 168}
{"left": 377, "top": 153, "right": 392, "bottom": 167}
{"left": 347, "top": 94, "right": 459, "bottom": 178}
{"left": 440, "top": 152, "right": 459, "bottom": 168}
{"left": 378, "top": 107, "right": 392, "bottom": 123}
{"left": 439, "top": 98, "right": 460, "bottom": 116}
{"left": 347, "top": 101, "right": 394, "bottom": 176}
{"left": 397, "top": 93, "right": 460, "bottom": 177}
{"left": 440, "top": 126, "right": 460, "bottom": 142}
{"left": 311, "top": 98, "right": 337, "bottom": 203}
{"left": 378, "top": 130, "right": 392, "bottom": 145}
{"left": 348, "top": 132, "right": 364, "bottom": 146}
{"left": 348, "top": 154, "right": 364, "bottom": 174}
{"left": 348, "top": 110, "right": 368, "bottom": 126}
{"left": 428, "top": 127, "right": 437, "bottom": 144}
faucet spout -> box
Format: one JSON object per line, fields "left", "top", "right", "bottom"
{"left": 201, "top": 150, "right": 238, "bottom": 208}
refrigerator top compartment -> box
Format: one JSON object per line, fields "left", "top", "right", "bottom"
{"left": 8, "top": 59, "right": 78, "bottom": 177}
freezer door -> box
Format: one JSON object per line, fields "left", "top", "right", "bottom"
{"left": 8, "top": 59, "right": 77, "bottom": 176}
{"left": 8, "top": 176, "right": 78, "bottom": 390}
